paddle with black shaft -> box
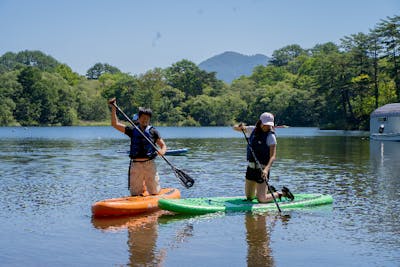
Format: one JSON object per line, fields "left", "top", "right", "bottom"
{"left": 240, "top": 126, "right": 281, "bottom": 212}
{"left": 111, "top": 101, "right": 194, "bottom": 189}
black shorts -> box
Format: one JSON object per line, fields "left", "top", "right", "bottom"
{"left": 246, "top": 166, "right": 269, "bottom": 184}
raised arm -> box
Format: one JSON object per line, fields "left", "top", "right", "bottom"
{"left": 233, "top": 123, "right": 245, "bottom": 132}
{"left": 108, "top": 98, "right": 126, "bottom": 133}
{"left": 233, "top": 123, "right": 254, "bottom": 136}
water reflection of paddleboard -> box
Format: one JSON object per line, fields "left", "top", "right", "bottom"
{"left": 91, "top": 210, "right": 168, "bottom": 231}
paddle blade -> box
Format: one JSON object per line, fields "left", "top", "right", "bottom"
{"left": 173, "top": 167, "right": 195, "bottom": 188}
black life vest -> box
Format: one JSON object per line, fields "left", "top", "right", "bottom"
{"left": 129, "top": 125, "right": 157, "bottom": 159}
{"left": 247, "top": 130, "right": 275, "bottom": 165}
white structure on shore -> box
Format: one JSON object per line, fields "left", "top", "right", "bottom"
{"left": 370, "top": 103, "right": 400, "bottom": 141}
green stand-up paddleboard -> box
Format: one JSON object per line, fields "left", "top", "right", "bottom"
{"left": 158, "top": 194, "right": 333, "bottom": 215}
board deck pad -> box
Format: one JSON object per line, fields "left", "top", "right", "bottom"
{"left": 158, "top": 194, "right": 333, "bottom": 215}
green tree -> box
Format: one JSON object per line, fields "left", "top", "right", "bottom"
{"left": 37, "top": 72, "right": 78, "bottom": 125}
{"left": 197, "top": 70, "right": 225, "bottom": 97}
{"left": 311, "top": 42, "right": 340, "bottom": 55}
{"left": 55, "top": 84, "right": 77, "bottom": 126}
{"left": 2, "top": 14, "right": 400, "bottom": 129}
{"left": 34, "top": 75, "right": 59, "bottom": 124}
{"left": 13, "top": 50, "right": 60, "bottom": 72}
{"left": 79, "top": 95, "right": 107, "bottom": 121}
{"left": 0, "top": 98, "right": 16, "bottom": 125}
{"left": 183, "top": 95, "right": 215, "bottom": 125}
{"left": 250, "top": 65, "right": 288, "bottom": 86}
{"left": 0, "top": 71, "right": 20, "bottom": 125}
{"left": 0, "top": 52, "right": 19, "bottom": 74}
{"left": 183, "top": 94, "right": 242, "bottom": 126}
{"left": 14, "top": 66, "right": 42, "bottom": 125}
{"left": 366, "top": 30, "right": 384, "bottom": 108}
{"left": 158, "top": 86, "right": 186, "bottom": 125}
{"left": 375, "top": 15, "right": 400, "bottom": 101}
{"left": 270, "top": 44, "right": 307, "bottom": 67}
{"left": 55, "top": 64, "right": 81, "bottom": 86}
{"left": 230, "top": 78, "right": 258, "bottom": 123}
{"left": 101, "top": 72, "right": 140, "bottom": 117}
{"left": 165, "top": 59, "right": 219, "bottom": 99}
{"left": 12, "top": 66, "right": 80, "bottom": 126}
{"left": 278, "top": 85, "right": 317, "bottom": 126}
{"left": 300, "top": 47, "right": 348, "bottom": 128}
{"left": 341, "top": 33, "right": 376, "bottom": 126}
{"left": 184, "top": 94, "right": 241, "bottom": 126}
{"left": 213, "top": 94, "right": 246, "bottom": 126}
{"left": 341, "top": 33, "right": 373, "bottom": 75}
{"left": 86, "top": 63, "right": 121, "bottom": 80}
{"left": 135, "top": 68, "right": 166, "bottom": 121}
{"left": 75, "top": 79, "right": 108, "bottom": 121}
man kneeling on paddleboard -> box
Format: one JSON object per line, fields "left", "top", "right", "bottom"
{"left": 109, "top": 98, "right": 167, "bottom": 196}
{"left": 233, "top": 112, "right": 294, "bottom": 203}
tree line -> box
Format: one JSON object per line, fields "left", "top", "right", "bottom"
{"left": 0, "top": 15, "right": 399, "bottom": 129}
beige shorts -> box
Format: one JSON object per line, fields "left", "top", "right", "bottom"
{"left": 129, "top": 160, "right": 161, "bottom": 196}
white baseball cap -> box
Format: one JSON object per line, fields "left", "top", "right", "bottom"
{"left": 260, "top": 112, "right": 274, "bottom": 126}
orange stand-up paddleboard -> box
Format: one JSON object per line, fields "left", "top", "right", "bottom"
{"left": 92, "top": 188, "right": 180, "bottom": 217}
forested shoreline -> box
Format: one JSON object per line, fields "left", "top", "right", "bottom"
{"left": 0, "top": 15, "right": 399, "bottom": 130}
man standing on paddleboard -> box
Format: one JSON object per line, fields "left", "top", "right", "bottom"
{"left": 233, "top": 112, "right": 294, "bottom": 203}
{"left": 109, "top": 98, "right": 167, "bottom": 196}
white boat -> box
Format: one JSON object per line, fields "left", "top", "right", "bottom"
{"left": 370, "top": 103, "right": 400, "bottom": 141}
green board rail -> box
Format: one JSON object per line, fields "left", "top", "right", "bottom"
{"left": 158, "top": 194, "right": 333, "bottom": 215}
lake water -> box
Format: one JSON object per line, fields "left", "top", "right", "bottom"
{"left": 0, "top": 126, "right": 399, "bottom": 267}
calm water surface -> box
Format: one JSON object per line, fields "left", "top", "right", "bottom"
{"left": 0, "top": 126, "right": 399, "bottom": 266}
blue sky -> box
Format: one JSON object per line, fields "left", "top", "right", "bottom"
{"left": 0, "top": 0, "right": 398, "bottom": 75}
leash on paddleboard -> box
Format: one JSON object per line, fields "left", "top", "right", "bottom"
{"left": 240, "top": 126, "right": 282, "bottom": 212}
{"left": 110, "top": 101, "right": 194, "bottom": 189}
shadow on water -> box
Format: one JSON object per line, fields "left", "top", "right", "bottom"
{"left": 91, "top": 210, "right": 294, "bottom": 267}
{"left": 368, "top": 140, "right": 400, "bottom": 243}
{"left": 245, "top": 212, "right": 291, "bottom": 267}
{"left": 369, "top": 140, "right": 400, "bottom": 182}
{"left": 91, "top": 211, "right": 196, "bottom": 266}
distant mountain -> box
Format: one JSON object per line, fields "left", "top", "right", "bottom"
{"left": 198, "top": 51, "right": 269, "bottom": 83}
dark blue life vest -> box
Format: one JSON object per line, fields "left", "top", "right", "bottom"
{"left": 129, "top": 125, "right": 157, "bottom": 159}
{"left": 247, "top": 130, "right": 275, "bottom": 165}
